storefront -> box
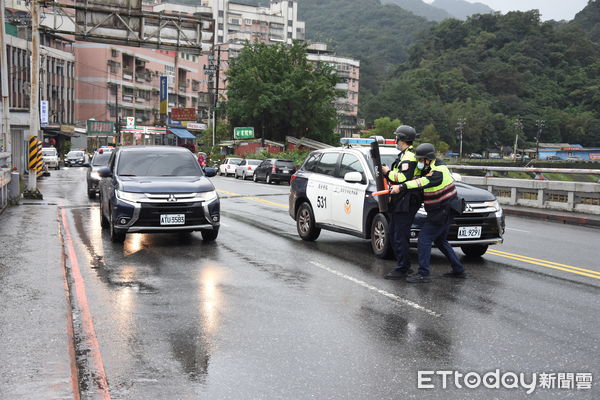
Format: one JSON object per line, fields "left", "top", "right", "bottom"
{"left": 120, "top": 126, "right": 167, "bottom": 146}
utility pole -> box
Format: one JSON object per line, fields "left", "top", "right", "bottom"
{"left": 513, "top": 118, "right": 523, "bottom": 162}
{"left": 0, "top": 0, "right": 11, "bottom": 160}
{"left": 535, "top": 119, "right": 545, "bottom": 160}
{"left": 28, "top": 0, "right": 41, "bottom": 191}
{"left": 212, "top": 45, "right": 221, "bottom": 148}
{"left": 455, "top": 117, "right": 466, "bottom": 160}
{"left": 115, "top": 87, "right": 120, "bottom": 145}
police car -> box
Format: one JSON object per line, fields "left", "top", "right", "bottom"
{"left": 289, "top": 138, "right": 505, "bottom": 258}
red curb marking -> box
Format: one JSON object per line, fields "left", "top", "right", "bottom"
{"left": 60, "top": 208, "right": 111, "bottom": 400}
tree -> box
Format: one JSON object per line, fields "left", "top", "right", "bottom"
{"left": 225, "top": 41, "right": 339, "bottom": 144}
{"left": 372, "top": 117, "right": 401, "bottom": 137}
{"left": 418, "top": 124, "right": 449, "bottom": 155}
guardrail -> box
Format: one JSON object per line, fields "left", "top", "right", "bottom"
{"left": 0, "top": 152, "right": 11, "bottom": 213}
{"left": 448, "top": 165, "right": 600, "bottom": 215}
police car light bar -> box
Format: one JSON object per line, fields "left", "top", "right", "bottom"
{"left": 340, "top": 136, "right": 396, "bottom": 146}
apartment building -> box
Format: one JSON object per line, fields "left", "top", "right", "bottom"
{"left": 306, "top": 43, "right": 360, "bottom": 137}
{"left": 2, "top": 5, "right": 76, "bottom": 171}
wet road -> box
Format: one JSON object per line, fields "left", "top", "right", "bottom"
{"left": 2, "top": 167, "right": 599, "bottom": 399}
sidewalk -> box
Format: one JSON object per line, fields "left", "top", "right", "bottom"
{"left": 502, "top": 205, "right": 600, "bottom": 228}
{"left": 0, "top": 202, "right": 76, "bottom": 399}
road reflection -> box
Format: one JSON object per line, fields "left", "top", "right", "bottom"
{"left": 199, "top": 265, "right": 224, "bottom": 335}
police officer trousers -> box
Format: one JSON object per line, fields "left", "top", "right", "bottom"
{"left": 389, "top": 203, "right": 421, "bottom": 271}
{"left": 416, "top": 217, "right": 464, "bottom": 277}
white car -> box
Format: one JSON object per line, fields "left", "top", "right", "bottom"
{"left": 234, "top": 159, "right": 262, "bottom": 180}
{"left": 218, "top": 157, "right": 242, "bottom": 176}
{"left": 42, "top": 147, "right": 60, "bottom": 169}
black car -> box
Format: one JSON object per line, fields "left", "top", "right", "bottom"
{"left": 65, "top": 150, "right": 85, "bottom": 167}
{"left": 98, "top": 146, "right": 220, "bottom": 243}
{"left": 86, "top": 150, "right": 112, "bottom": 199}
{"left": 289, "top": 145, "right": 505, "bottom": 258}
{"left": 253, "top": 158, "right": 296, "bottom": 184}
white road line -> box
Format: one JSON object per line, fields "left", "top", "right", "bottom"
{"left": 505, "top": 227, "right": 530, "bottom": 233}
{"left": 309, "top": 261, "right": 441, "bottom": 318}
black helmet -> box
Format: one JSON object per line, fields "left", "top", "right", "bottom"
{"left": 415, "top": 143, "right": 436, "bottom": 160}
{"left": 394, "top": 125, "right": 417, "bottom": 142}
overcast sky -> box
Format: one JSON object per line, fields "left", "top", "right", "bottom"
{"left": 463, "top": 0, "right": 590, "bottom": 21}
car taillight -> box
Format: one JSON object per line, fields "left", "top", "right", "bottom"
{"left": 227, "top": 165, "right": 230, "bottom": 168}
{"left": 290, "top": 173, "right": 297, "bottom": 184}
{"left": 272, "top": 165, "right": 277, "bottom": 172}
{"left": 247, "top": 166, "right": 252, "bottom": 170}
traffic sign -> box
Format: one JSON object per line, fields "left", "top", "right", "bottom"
{"left": 234, "top": 127, "right": 254, "bottom": 139}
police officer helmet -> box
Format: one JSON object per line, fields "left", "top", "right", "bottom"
{"left": 415, "top": 143, "right": 436, "bottom": 160}
{"left": 394, "top": 125, "right": 417, "bottom": 143}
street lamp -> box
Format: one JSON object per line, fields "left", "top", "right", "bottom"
{"left": 455, "top": 117, "right": 466, "bottom": 160}
{"left": 535, "top": 119, "right": 545, "bottom": 160}
{"left": 513, "top": 118, "right": 523, "bottom": 161}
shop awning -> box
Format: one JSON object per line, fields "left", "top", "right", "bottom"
{"left": 168, "top": 128, "right": 195, "bottom": 139}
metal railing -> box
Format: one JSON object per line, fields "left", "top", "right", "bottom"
{"left": 449, "top": 165, "right": 600, "bottom": 215}
{"left": 0, "top": 152, "right": 11, "bottom": 212}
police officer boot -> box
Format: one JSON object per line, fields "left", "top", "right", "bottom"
{"left": 385, "top": 268, "right": 414, "bottom": 280}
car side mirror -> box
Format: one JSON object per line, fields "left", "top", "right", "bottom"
{"left": 83, "top": 162, "right": 91, "bottom": 167}
{"left": 344, "top": 171, "right": 364, "bottom": 183}
{"left": 97, "top": 167, "right": 112, "bottom": 178}
{"left": 204, "top": 167, "right": 217, "bottom": 177}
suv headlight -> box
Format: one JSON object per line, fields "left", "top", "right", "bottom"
{"left": 484, "top": 200, "right": 500, "bottom": 212}
{"left": 115, "top": 190, "right": 146, "bottom": 203}
{"left": 193, "top": 190, "right": 218, "bottom": 202}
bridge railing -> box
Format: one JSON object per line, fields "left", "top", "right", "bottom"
{"left": 448, "top": 165, "right": 600, "bottom": 215}
{"left": 0, "top": 152, "right": 11, "bottom": 213}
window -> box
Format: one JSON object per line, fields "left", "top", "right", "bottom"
{"left": 287, "top": 32, "right": 292, "bottom": 39}
{"left": 244, "top": 18, "right": 252, "bottom": 25}
{"left": 302, "top": 152, "right": 321, "bottom": 172}
{"left": 315, "top": 153, "right": 339, "bottom": 176}
{"left": 338, "top": 154, "right": 364, "bottom": 178}
{"left": 218, "top": 10, "right": 224, "bottom": 17}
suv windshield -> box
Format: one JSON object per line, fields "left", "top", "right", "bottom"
{"left": 92, "top": 153, "right": 111, "bottom": 166}
{"left": 42, "top": 149, "right": 56, "bottom": 156}
{"left": 117, "top": 152, "right": 202, "bottom": 177}
{"left": 67, "top": 151, "right": 84, "bottom": 158}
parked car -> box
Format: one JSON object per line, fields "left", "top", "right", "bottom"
{"left": 64, "top": 150, "right": 85, "bottom": 167}
{"left": 253, "top": 158, "right": 296, "bottom": 184}
{"left": 289, "top": 144, "right": 505, "bottom": 258}
{"left": 86, "top": 149, "right": 112, "bottom": 199}
{"left": 98, "top": 146, "right": 220, "bottom": 243}
{"left": 469, "top": 153, "right": 483, "bottom": 159}
{"left": 218, "top": 157, "right": 243, "bottom": 176}
{"left": 546, "top": 155, "right": 562, "bottom": 161}
{"left": 41, "top": 147, "right": 60, "bottom": 170}
{"left": 234, "top": 159, "right": 262, "bottom": 180}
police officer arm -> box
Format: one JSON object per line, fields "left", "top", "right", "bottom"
{"left": 386, "top": 160, "right": 418, "bottom": 184}
{"left": 390, "top": 171, "right": 443, "bottom": 194}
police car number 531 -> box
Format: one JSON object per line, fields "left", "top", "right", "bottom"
{"left": 458, "top": 226, "right": 482, "bottom": 239}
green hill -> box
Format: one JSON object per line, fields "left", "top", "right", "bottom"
{"left": 572, "top": 0, "right": 600, "bottom": 43}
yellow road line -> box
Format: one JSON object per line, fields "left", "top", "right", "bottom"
{"left": 487, "top": 249, "right": 600, "bottom": 280}
{"left": 217, "top": 190, "right": 288, "bottom": 209}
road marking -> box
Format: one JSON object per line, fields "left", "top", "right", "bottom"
{"left": 217, "top": 189, "right": 288, "bottom": 209}
{"left": 488, "top": 249, "right": 600, "bottom": 280}
{"left": 59, "top": 208, "right": 112, "bottom": 399}
{"left": 309, "top": 261, "right": 441, "bottom": 318}
{"left": 505, "top": 227, "right": 530, "bottom": 233}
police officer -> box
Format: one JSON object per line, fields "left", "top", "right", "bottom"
{"left": 381, "top": 125, "right": 422, "bottom": 279}
{"left": 390, "top": 143, "right": 465, "bottom": 283}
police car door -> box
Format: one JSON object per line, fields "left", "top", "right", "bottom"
{"left": 332, "top": 152, "right": 368, "bottom": 232}
{"left": 306, "top": 152, "right": 340, "bottom": 225}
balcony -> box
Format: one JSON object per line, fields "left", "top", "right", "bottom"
{"left": 136, "top": 97, "right": 145, "bottom": 103}
{"left": 122, "top": 70, "right": 133, "bottom": 80}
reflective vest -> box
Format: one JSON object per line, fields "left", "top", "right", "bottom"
{"left": 405, "top": 159, "right": 457, "bottom": 211}
{"left": 387, "top": 146, "right": 420, "bottom": 184}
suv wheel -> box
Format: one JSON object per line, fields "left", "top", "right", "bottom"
{"left": 87, "top": 189, "right": 96, "bottom": 199}
{"left": 201, "top": 227, "right": 219, "bottom": 241}
{"left": 253, "top": 173, "right": 258, "bottom": 182}
{"left": 109, "top": 210, "right": 126, "bottom": 243}
{"left": 242, "top": 172, "right": 247, "bottom": 180}
{"left": 100, "top": 201, "right": 109, "bottom": 229}
{"left": 296, "top": 202, "right": 320, "bottom": 241}
{"left": 461, "top": 244, "right": 488, "bottom": 257}
{"left": 371, "top": 213, "right": 392, "bottom": 259}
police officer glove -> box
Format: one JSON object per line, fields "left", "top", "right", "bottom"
{"left": 390, "top": 184, "right": 406, "bottom": 195}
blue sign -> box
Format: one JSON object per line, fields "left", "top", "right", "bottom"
{"left": 160, "top": 76, "right": 168, "bottom": 114}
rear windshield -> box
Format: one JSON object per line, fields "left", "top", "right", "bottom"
{"left": 228, "top": 158, "right": 242, "bottom": 165}
{"left": 276, "top": 160, "right": 295, "bottom": 168}
{"left": 92, "top": 153, "right": 111, "bottom": 166}
{"left": 247, "top": 160, "right": 261, "bottom": 165}
{"left": 42, "top": 149, "right": 57, "bottom": 156}
{"left": 117, "top": 152, "right": 202, "bottom": 177}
